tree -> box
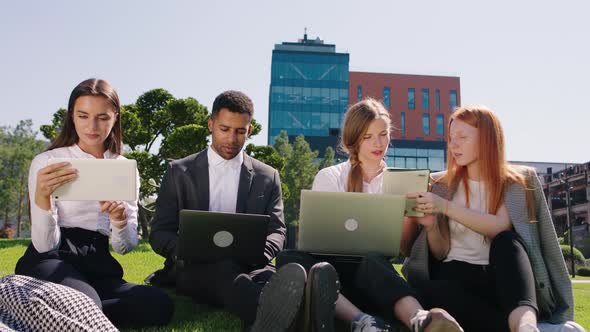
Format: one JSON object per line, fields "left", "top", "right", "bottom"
{"left": 0, "top": 120, "right": 46, "bottom": 238}
{"left": 160, "top": 124, "right": 209, "bottom": 161}
{"left": 279, "top": 135, "right": 319, "bottom": 224}
{"left": 40, "top": 108, "right": 67, "bottom": 142}
{"left": 273, "top": 130, "right": 293, "bottom": 160}
{"left": 123, "top": 92, "right": 211, "bottom": 237}
{"left": 245, "top": 144, "right": 289, "bottom": 201}
{"left": 319, "top": 146, "right": 335, "bottom": 170}
{"left": 0, "top": 141, "right": 17, "bottom": 238}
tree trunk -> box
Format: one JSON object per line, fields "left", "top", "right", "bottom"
{"left": 4, "top": 208, "right": 9, "bottom": 228}
{"left": 27, "top": 193, "right": 32, "bottom": 232}
{"left": 17, "top": 174, "right": 25, "bottom": 238}
{"left": 138, "top": 204, "right": 150, "bottom": 240}
{"left": 1, "top": 207, "right": 15, "bottom": 238}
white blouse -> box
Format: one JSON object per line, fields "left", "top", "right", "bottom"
{"left": 312, "top": 161, "right": 384, "bottom": 194}
{"left": 29, "top": 145, "right": 139, "bottom": 254}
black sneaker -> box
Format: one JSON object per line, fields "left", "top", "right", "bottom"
{"left": 250, "top": 263, "right": 307, "bottom": 332}
{"left": 302, "top": 262, "right": 340, "bottom": 332}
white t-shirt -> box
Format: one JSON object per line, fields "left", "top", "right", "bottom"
{"left": 312, "top": 161, "right": 383, "bottom": 193}
{"left": 444, "top": 179, "right": 491, "bottom": 265}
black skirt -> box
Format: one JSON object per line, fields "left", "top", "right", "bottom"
{"left": 16, "top": 227, "right": 124, "bottom": 282}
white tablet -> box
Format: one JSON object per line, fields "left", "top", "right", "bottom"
{"left": 48, "top": 158, "right": 138, "bottom": 201}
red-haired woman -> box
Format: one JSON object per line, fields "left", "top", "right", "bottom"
{"left": 404, "top": 105, "right": 582, "bottom": 332}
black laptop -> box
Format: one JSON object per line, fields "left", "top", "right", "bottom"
{"left": 177, "top": 209, "right": 270, "bottom": 267}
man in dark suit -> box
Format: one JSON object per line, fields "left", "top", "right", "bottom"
{"left": 149, "top": 91, "right": 309, "bottom": 331}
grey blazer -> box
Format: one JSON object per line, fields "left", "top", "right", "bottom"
{"left": 402, "top": 167, "right": 574, "bottom": 323}
{"left": 149, "top": 149, "right": 286, "bottom": 270}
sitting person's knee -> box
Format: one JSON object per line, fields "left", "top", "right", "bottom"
{"left": 490, "top": 230, "right": 524, "bottom": 257}
{"left": 491, "top": 230, "right": 518, "bottom": 246}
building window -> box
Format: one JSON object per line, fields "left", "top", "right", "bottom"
{"left": 449, "top": 90, "right": 457, "bottom": 111}
{"left": 357, "top": 85, "right": 362, "bottom": 102}
{"left": 435, "top": 89, "right": 440, "bottom": 112}
{"left": 383, "top": 87, "right": 391, "bottom": 108}
{"left": 400, "top": 112, "right": 405, "bottom": 135}
{"left": 422, "top": 113, "right": 430, "bottom": 135}
{"left": 436, "top": 114, "right": 444, "bottom": 135}
{"left": 408, "top": 88, "right": 415, "bottom": 110}
{"left": 422, "top": 88, "right": 429, "bottom": 110}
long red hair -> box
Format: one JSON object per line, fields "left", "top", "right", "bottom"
{"left": 442, "top": 105, "right": 532, "bottom": 216}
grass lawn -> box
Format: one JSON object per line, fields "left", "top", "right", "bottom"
{"left": 0, "top": 239, "right": 241, "bottom": 332}
{"left": 1, "top": 239, "right": 588, "bottom": 331}
{"left": 574, "top": 283, "right": 590, "bottom": 328}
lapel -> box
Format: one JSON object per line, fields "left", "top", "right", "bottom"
{"left": 503, "top": 181, "right": 530, "bottom": 230}
{"left": 187, "top": 150, "right": 210, "bottom": 210}
{"left": 235, "top": 153, "right": 254, "bottom": 213}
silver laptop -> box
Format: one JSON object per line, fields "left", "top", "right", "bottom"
{"left": 297, "top": 190, "right": 406, "bottom": 257}
{"left": 48, "top": 158, "right": 137, "bottom": 201}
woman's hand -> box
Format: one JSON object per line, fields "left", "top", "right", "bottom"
{"left": 407, "top": 192, "right": 449, "bottom": 215}
{"left": 100, "top": 201, "right": 128, "bottom": 228}
{"left": 35, "top": 162, "right": 78, "bottom": 210}
{"left": 407, "top": 214, "right": 438, "bottom": 231}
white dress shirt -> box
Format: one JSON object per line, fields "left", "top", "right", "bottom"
{"left": 445, "top": 179, "right": 491, "bottom": 265}
{"left": 29, "top": 145, "right": 139, "bottom": 254}
{"left": 312, "top": 161, "right": 384, "bottom": 193}
{"left": 207, "top": 147, "right": 243, "bottom": 213}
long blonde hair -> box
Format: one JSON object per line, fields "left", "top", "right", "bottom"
{"left": 340, "top": 99, "right": 391, "bottom": 192}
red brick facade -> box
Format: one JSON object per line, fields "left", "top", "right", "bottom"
{"left": 349, "top": 72, "right": 460, "bottom": 141}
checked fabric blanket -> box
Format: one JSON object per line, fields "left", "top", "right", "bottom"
{"left": 0, "top": 274, "right": 117, "bottom": 332}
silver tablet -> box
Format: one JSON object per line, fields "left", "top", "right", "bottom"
{"left": 48, "top": 158, "right": 137, "bottom": 201}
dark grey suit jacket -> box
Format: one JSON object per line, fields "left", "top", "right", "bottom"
{"left": 149, "top": 149, "right": 286, "bottom": 270}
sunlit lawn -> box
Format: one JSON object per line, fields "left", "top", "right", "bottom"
{"left": 0, "top": 239, "right": 588, "bottom": 331}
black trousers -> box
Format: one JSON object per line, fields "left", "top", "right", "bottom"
{"left": 15, "top": 227, "right": 174, "bottom": 327}
{"left": 277, "top": 250, "right": 418, "bottom": 324}
{"left": 417, "top": 230, "right": 538, "bottom": 332}
{"left": 175, "top": 258, "right": 275, "bottom": 325}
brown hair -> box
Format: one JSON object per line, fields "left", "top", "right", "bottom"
{"left": 340, "top": 99, "right": 391, "bottom": 192}
{"left": 48, "top": 78, "right": 122, "bottom": 155}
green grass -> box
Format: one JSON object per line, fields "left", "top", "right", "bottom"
{"left": 0, "top": 239, "right": 241, "bottom": 332}
{"left": 1, "top": 239, "right": 588, "bottom": 331}
{"left": 573, "top": 283, "right": 590, "bottom": 328}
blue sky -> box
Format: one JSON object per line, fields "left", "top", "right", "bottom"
{"left": 1, "top": 0, "right": 588, "bottom": 163}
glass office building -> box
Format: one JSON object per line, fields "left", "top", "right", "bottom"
{"left": 268, "top": 33, "right": 349, "bottom": 151}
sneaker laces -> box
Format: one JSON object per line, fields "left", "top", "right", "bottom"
{"left": 351, "top": 314, "right": 391, "bottom": 332}
{"left": 409, "top": 309, "right": 429, "bottom": 332}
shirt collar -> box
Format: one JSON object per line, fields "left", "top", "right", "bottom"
{"left": 207, "top": 146, "right": 243, "bottom": 169}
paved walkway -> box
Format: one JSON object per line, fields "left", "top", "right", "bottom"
{"left": 571, "top": 279, "right": 590, "bottom": 283}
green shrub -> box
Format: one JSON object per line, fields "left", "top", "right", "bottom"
{"left": 561, "top": 245, "right": 585, "bottom": 262}
{"left": 577, "top": 267, "right": 590, "bottom": 277}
